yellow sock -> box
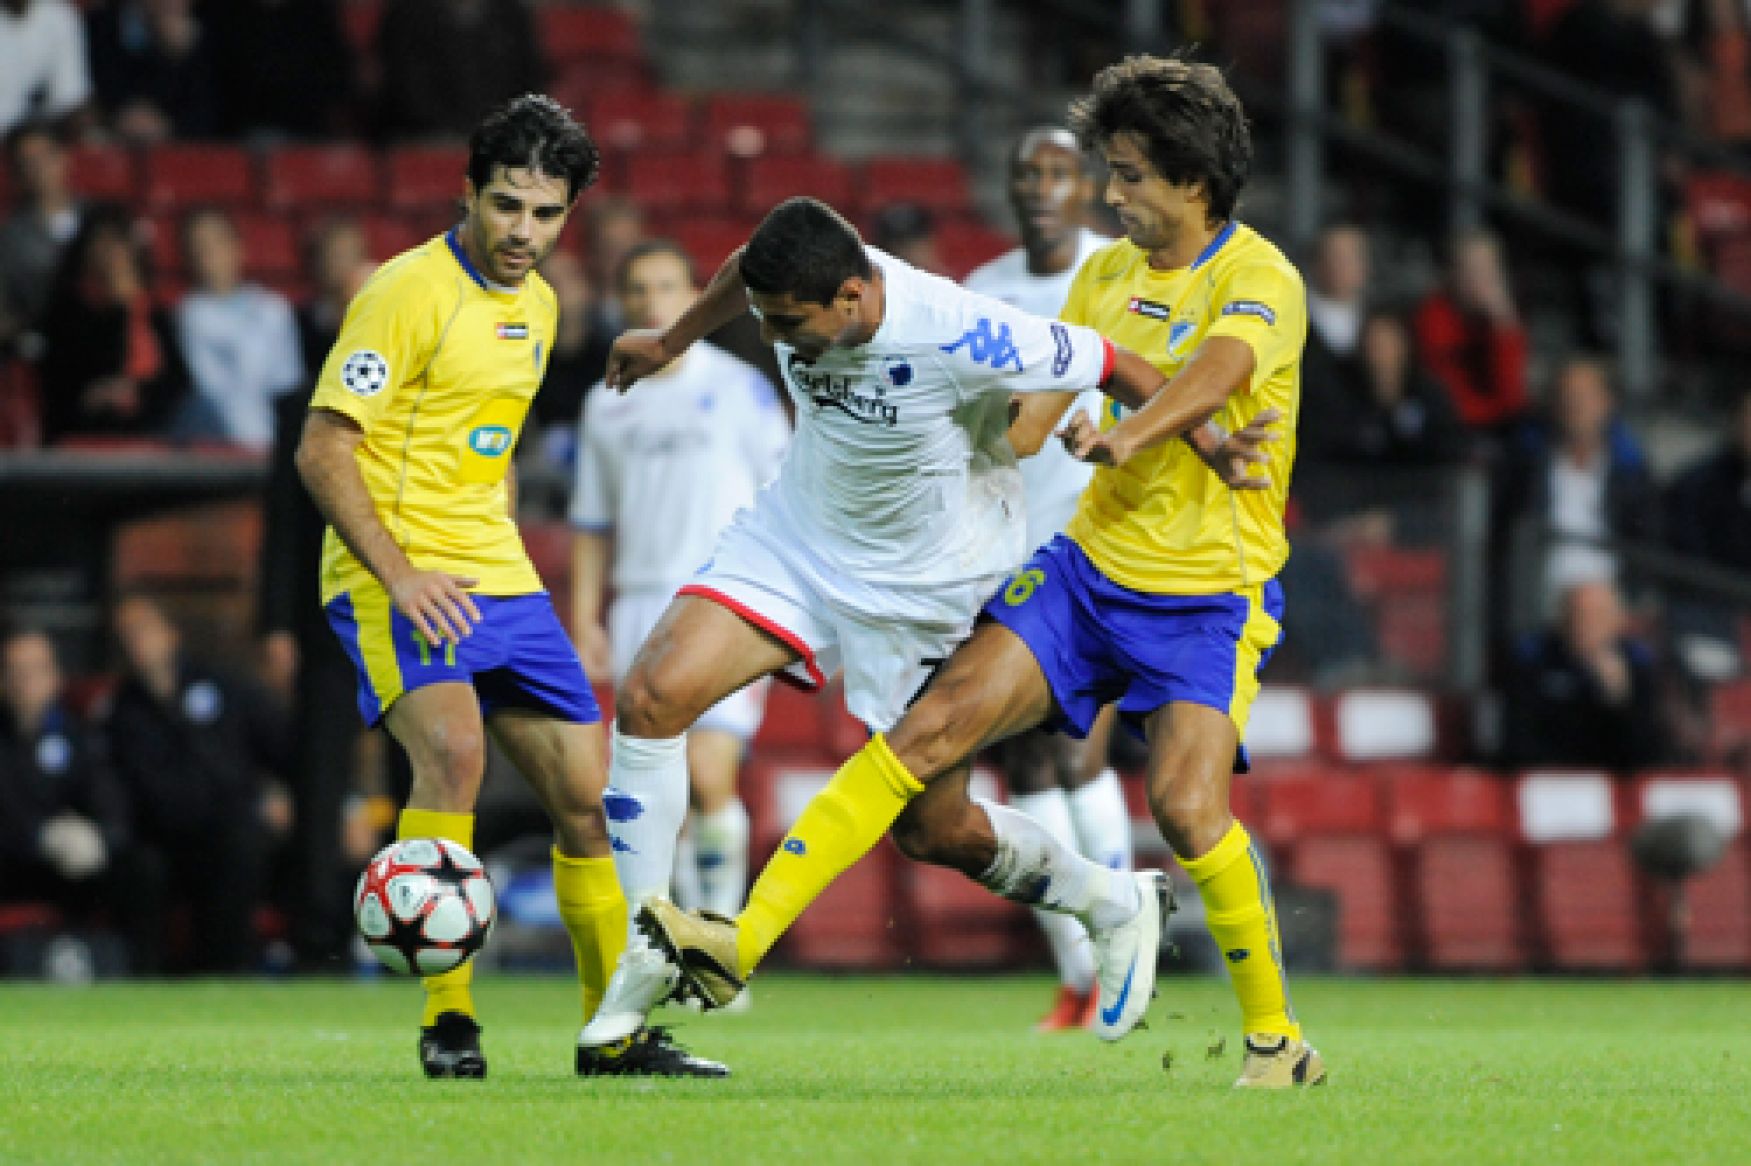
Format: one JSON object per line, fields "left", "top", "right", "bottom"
{"left": 552, "top": 848, "right": 626, "bottom": 1023}
{"left": 736, "top": 734, "right": 923, "bottom": 977}
{"left": 1179, "top": 821, "right": 1301, "bottom": 1040}
{"left": 399, "top": 808, "right": 477, "bottom": 1027}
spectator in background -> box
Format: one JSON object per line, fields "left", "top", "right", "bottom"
{"left": 0, "top": 0, "right": 93, "bottom": 137}
{"left": 528, "top": 246, "right": 611, "bottom": 461}
{"left": 376, "top": 0, "right": 542, "bottom": 141}
{"left": 103, "top": 593, "right": 289, "bottom": 973}
{"left": 85, "top": 0, "right": 218, "bottom": 145}
{"left": 0, "top": 121, "right": 82, "bottom": 353}
{"left": 0, "top": 628, "right": 144, "bottom": 962}
{"left": 1502, "top": 578, "right": 1669, "bottom": 769}
{"left": 1500, "top": 355, "right": 1658, "bottom": 609}
{"left": 1414, "top": 229, "right": 1530, "bottom": 445}
{"left": 1663, "top": 389, "right": 1751, "bottom": 678}
{"left": 294, "top": 216, "right": 373, "bottom": 377}
{"left": 38, "top": 205, "right": 188, "bottom": 444}
{"left": 173, "top": 207, "right": 305, "bottom": 450}
{"left": 206, "top": 0, "right": 355, "bottom": 142}
{"left": 1298, "top": 223, "right": 1371, "bottom": 471}
{"left": 870, "top": 201, "right": 947, "bottom": 276}
{"left": 581, "top": 196, "right": 645, "bottom": 336}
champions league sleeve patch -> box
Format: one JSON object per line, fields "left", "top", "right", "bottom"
{"left": 1050, "top": 323, "right": 1074, "bottom": 377}
{"left": 1220, "top": 300, "right": 1277, "bottom": 326}
{"left": 340, "top": 350, "right": 391, "bottom": 397}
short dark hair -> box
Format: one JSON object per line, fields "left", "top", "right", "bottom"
{"left": 1068, "top": 54, "right": 1251, "bottom": 222}
{"left": 615, "top": 238, "right": 696, "bottom": 293}
{"left": 468, "top": 94, "right": 600, "bottom": 204}
{"left": 740, "top": 197, "right": 871, "bottom": 305}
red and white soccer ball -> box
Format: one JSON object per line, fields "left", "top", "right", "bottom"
{"left": 354, "top": 838, "right": 496, "bottom": 975}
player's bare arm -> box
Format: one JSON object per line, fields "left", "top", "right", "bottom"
{"left": 1062, "top": 335, "right": 1256, "bottom": 468}
{"left": 1016, "top": 382, "right": 1277, "bottom": 489}
{"left": 295, "top": 407, "right": 482, "bottom": 644}
{"left": 606, "top": 245, "right": 750, "bottom": 392}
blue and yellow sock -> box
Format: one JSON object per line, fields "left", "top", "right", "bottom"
{"left": 736, "top": 734, "right": 923, "bottom": 976}
{"left": 399, "top": 808, "right": 477, "bottom": 1027}
{"left": 1179, "top": 821, "right": 1301, "bottom": 1040}
{"left": 552, "top": 848, "right": 626, "bottom": 1023}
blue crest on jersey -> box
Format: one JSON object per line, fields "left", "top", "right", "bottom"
{"left": 1168, "top": 319, "right": 1197, "bottom": 356}
{"left": 885, "top": 359, "right": 914, "bottom": 387}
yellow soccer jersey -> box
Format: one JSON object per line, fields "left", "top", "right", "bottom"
{"left": 1062, "top": 222, "right": 1305, "bottom": 594}
{"left": 311, "top": 230, "right": 556, "bottom": 603}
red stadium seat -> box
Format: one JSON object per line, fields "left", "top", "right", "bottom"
{"left": 339, "top": 0, "right": 383, "bottom": 55}
{"left": 385, "top": 147, "right": 468, "bottom": 214}
{"left": 1345, "top": 546, "right": 1448, "bottom": 679}
{"left": 1517, "top": 770, "right": 1646, "bottom": 970}
{"left": 143, "top": 145, "right": 254, "bottom": 209}
{"left": 550, "top": 62, "right": 652, "bottom": 116}
{"left": 1707, "top": 678, "right": 1751, "bottom": 768}
{"left": 738, "top": 154, "right": 855, "bottom": 216}
{"left": 1631, "top": 771, "right": 1749, "bottom": 969}
{"left": 67, "top": 145, "right": 137, "bottom": 202}
{"left": 669, "top": 215, "right": 755, "bottom": 275}
{"left": 752, "top": 682, "right": 835, "bottom": 754}
{"left": 264, "top": 146, "right": 379, "bottom": 211}
{"left": 623, "top": 151, "right": 731, "bottom": 215}
{"left": 702, "top": 93, "right": 812, "bottom": 158}
{"left": 858, "top": 156, "right": 973, "bottom": 218}
{"left": 1261, "top": 774, "right": 1401, "bottom": 969}
{"left": 0, "top": 358, "right": 42, "bottom": 449}
{"left": 538, "top": 4, "right": 644, "bottom": 70}
{"left": 355, "top": 213, "right": 424, "bottom": 261}
{"left": 1685, "top": 171, "right": 1751, "bottom": 253}
{"left": 935, "top": 220, "right": 1014, "bottom": 280}
{"left": 518, "top": 521, "right": 572, "bottom": 626}
{"left": 233, "top": 213, "right": 301, "bottom": 279}
{"left": 586, "top": 90, "right": 694, "bottom": 153}
{"left": 1387, "top": 767, "right": 1526, "bottom": 970}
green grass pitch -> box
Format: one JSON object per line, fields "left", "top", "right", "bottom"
{"left": 4, "top": 974, "right": 1748, "bottom": 1164}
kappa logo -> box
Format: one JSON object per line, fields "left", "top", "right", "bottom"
{"left": 941, "top": 317, "right": 1023, "bottom": 371}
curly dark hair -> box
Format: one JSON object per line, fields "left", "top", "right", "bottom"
{"left": 467, "top": 94, "right": 600, "bottom": 203}
{"left": 1067, "top": 54, "right": 1251, "bottom": 222}
{"left": 741, "top": 197, "right": 872, "bottom": 306}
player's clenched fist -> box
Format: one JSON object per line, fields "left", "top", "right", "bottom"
{"left": 605, "top": 328, "right": 674, "bottom": 393}
{"left": 390, "top": 569, "right": 482, "bottom": 644}
{"left": 1059, "top": 409, "right": 1132, "bottom": 468}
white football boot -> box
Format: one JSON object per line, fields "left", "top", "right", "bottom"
{"left": 1089, "top": 870, "right": 1171, "bottom": 1043}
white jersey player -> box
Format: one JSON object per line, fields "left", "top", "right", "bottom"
{"left": 579, "top": 197, "right": 1265, "bottom": 1066}
{"left": 570, "top": 241, "right": 789, "bottom": 921}
{"left": 962, "top": 127, "right": 1133, "bottom": 1033}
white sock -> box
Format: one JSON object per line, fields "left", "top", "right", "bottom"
{"left": 1069, "top": 769, "right": 1133, "bottom": 872}
{"left": 605, "top": 722, "right": 690, "bottom": 939}
{"left": 975, "top": 798, "right": 1140, "bottom": 934}
{"left": 671, "top": 826, "right": 701, "bottom": 911}
{"left": 693, "top": 799, "right": 751, "bottom": 918}
{"left": 1011, "top": 790, "right": 1096, "bottom": 993}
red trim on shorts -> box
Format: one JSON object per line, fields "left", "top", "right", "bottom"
{"left": 677, "top": 584, "right": 825, "bottom": 690}
{"left": 1098, "top": 337, "right": 1117, "bottom": 387}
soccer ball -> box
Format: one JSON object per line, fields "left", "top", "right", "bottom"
{"left": 354, "top": 838, "right": 495, "bottom": 975}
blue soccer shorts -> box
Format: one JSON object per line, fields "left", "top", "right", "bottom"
{"left": 325, "top": 584, "right": 601, "bottom": 727}
{"left": 981, "top": 535, "right": 1284, "bottom": 770}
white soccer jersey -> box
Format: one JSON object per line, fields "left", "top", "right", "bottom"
{"left": 964, "top": 228, "right": 1113, "bottom": 549}
{"left": 764, "top": 247, "right": 1113, "bottom": 590}
{"left": 570, "top": 343, "right": 789, "bottom": 590}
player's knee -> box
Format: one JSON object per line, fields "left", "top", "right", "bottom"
{"left": 1147, "top": 772, "right": 1228, "bottom": 856}
{"left": 408, "top": 719, "right": 487, "bottom": 799}
{"left": 614, "top": 665, "right": 695, "bottom": 738}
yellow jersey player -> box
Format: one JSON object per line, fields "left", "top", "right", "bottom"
{"left": 641, "top": 56, "right": 1324, "bottom": 1089}
{"left": 295, "top": 95, "right": 723, "bottom": 1079}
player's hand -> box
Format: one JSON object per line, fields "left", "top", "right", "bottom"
{"left": 578, "top": 622, "right": 612, "bottom": 678}
{"left": 1058, "top": 409, "right": 1136, "bottom": 467}
{"left": 1200, "top": 408, "right": 1283, "bottom": 490}
{"left": 605, "top": 329, "right": 674, "bottom": 394}
{"left": 389, "top": 569, "right": 482, "bottom": 645}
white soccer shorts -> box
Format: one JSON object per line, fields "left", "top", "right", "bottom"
{"left": 610, "top": 587, "right": 770, "bottom": 741}
{"left": 678, "top": 506, "right": 1010, "bottom": 733}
